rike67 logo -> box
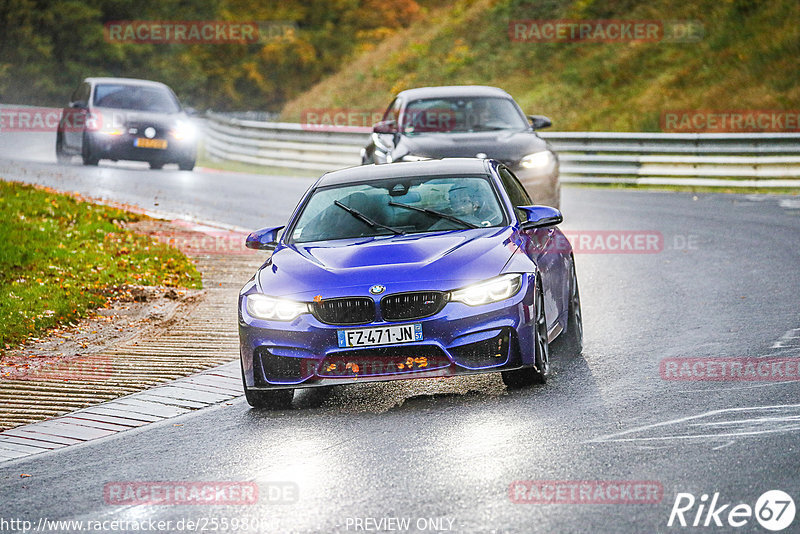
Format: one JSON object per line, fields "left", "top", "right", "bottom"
{"left": 668, "top": 490, "right": 795, "bottom": 531}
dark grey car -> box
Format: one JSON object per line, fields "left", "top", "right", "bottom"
{"left": 56, "top": 77, "right": 197, "bottom": 170}
{"left": 361, "top": 85, "right": 560, "bottom": 207}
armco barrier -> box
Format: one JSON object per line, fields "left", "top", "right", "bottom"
{"left": 203, "top": 112, "right": 800, "bottom": 187}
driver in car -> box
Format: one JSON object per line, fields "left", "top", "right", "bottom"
{"left": 447, "top": 182, "right": 493, "bottom": 226}
{"left": 465, "top": 99, "right": 492, "bottom": 131}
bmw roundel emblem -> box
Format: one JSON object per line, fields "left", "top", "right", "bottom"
{"left": 369, "top": 285, "right": 386, "bottom": 295}
{"left": 144, "top": 126, "right": 156, "bottom": 139}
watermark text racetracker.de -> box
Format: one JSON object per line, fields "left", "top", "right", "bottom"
{"left": 301, "top": 108, "right": 384, "bottom": 132}
{"left": 661, "top": 358, "right": 800, "bottom": 382}
{"left": 102, "top": 480, "right": 297, "bottom": 505}
{"left": 0, "top": 107, "right": 64, "bottom": 133}
{"left": 104, "top": 481, "right": 257, "bottom": 506}
{"left": 1, "top": 354, "right": 113, "bottom": 382}
{"left": 0, "top": 107, "right": 168, "bottom": 133}
{"left": 661, "top": 110, "right": 800, "bottom": 133}
{"left": 151, "top": 231, "right": 255, "bottom": 256}
{"left": 508, "top": 19, "right": 704, "bottom": 43}
{"left": 519, "top": 231, "right": 698, "bottom": 254}
{"left": 509, "top": 480, "right": 663, "bottom": 504}
{"left": 103, "top": 20, "right": 296, "bottom": 44}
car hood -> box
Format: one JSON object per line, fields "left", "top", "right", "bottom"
{"left": 397, "top": 130, "right": 546, "bottom": 164}
{"left": 256, "top": 227, "right": 520, "bottom": 299}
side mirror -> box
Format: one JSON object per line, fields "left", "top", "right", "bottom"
{"left": 373, "top": 120, "right": 397, "bottom": 134}
{"left": 518, "top": 205, "right": 563, "bottom": 229}
{"left": 184, "top": 106, "right": 198, "bottom": 116}
{"left": 527, "top": 115, "right": 552, "bottom": 130}
{"left": 245, "top": 226, "right": 284, "bottom": 250}
{"left": 70, "top": 101, "right": 88, "bottom": 109}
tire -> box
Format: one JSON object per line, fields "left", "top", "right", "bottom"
{"left": 551, "top": 257, "right": 583, "bottom": 357}
{"left": 55, "top": 133, "right": 70, "bottom": 164}
{"left": 502, "top": 277, "right": 550, "bottom": 388}
{"left": 178, "top": 159, "right": 195, "bottom": 171}
{"left": 149, "top": 161, "right": 164, "bottom": 170}
{"left": 241, "top": 364, "right": 293, "bottom": 409}
{"left": 81, "top": 135, "right": 99, "bottom": 166}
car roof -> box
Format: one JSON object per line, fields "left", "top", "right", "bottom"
{"left": 395, "top": 85, "right": 514, "bottom": 101}
{"left": 84, "top": 77, "right": 170, "bottom": 89}
{"left": 317, "top": 158, "right": 497, "bottom": 187}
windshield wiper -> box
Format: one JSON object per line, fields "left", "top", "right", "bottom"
{"left": 388, "top": 201, "right": 479, "bottom": 229}
{"left": 333, "top": 200, "right": 404, "bottom": 235}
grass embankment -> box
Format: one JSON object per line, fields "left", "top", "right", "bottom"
{"left": 0, "top": 181, "right": 202, "bottom": 353}
{"left": 280, "top": 0, "right": 799, "bottom": 132}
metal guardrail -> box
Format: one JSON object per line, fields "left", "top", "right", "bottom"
{"left": 203, "top": 112, "right": 800, "bottom": 187}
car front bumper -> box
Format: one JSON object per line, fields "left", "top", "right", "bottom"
{"left": 239, "top": 274, "right": 539, "bottom": 390}
{"left": 86, "top": 132, "right": 196, "bottom": 163}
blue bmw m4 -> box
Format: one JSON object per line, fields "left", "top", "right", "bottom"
{"left": 238, "top": 158, "right": 582, "bottom": 408}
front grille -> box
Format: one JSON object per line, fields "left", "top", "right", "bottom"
{"left": 381, "top": 291, "right": 447, "bottom": 321}
{"left": 311, "top": 297, "right": 375, "bottom": 325}
{"left": 318, "top": 345, "right": 450, "bottom": 377}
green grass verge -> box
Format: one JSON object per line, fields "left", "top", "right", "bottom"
{"left": 0, "top": 180, "right": 202, "bottom": 352}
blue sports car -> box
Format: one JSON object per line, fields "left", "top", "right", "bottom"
{"left": 238, "top": 158, "right": 582, "bottom": 408}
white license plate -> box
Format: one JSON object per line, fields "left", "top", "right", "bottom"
{"left": 337, "top": 324, "right": 422, "bottom": 348}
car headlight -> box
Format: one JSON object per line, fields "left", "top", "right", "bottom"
{"left": 397, "top": 154, "right": 432, "bottom": 162}
{"left": 520, "top": 151, "right": 555, "bottom": 170}
{"left": 449, "top": 274, "right": 523, "bottom": 306}
{"left": 245, "top": 294, "right": 309, "bottom": 321}
{"left": 170, "top": 120, "right": 196, "bottom": 141}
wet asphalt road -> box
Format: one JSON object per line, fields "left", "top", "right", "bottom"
{"left": 1, "top": 132, "right": 800, "bottom": 533}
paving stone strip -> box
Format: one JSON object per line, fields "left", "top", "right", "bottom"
{"left": 0, "top": 218, "right": 263, "bottom": 453}
{"left": 0, "top": 361, "right": 242, "bottom": 462}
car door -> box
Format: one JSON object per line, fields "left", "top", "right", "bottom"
{"left": 62, "top": 81, "right": 91, "bottom": 151}
{"left": 500, "top": 166, "right": 565, "bottom": 332}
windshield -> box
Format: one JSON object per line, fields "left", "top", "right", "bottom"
{"left": 290, "top": 175, "right": 507, "bottom": 243}
{"left": 92, "top": 84, "right": 181, "bottom": 113}
{"left": 401, "top": 97, "right": 528, "bottom": 134}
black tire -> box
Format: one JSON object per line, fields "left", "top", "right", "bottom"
{"left": 81, "top": 135, "right": 99, "bottom": 166}
{"left": 178, "top": 159, "right": 195, "bottom": 171}
{"left": 241, "top": 364, "right": 293, "bottom": 409}
{"left": 502, "top": 277, "right": 550, "bottom": 388}
{"left": 149, "top": 161, "right": 164, "bottom": 170}
{"left": 55, "top": 133, "right": 70, "bottom": 164}
{"left": 551, "top": 257, "right": 583, "bottom": 357}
